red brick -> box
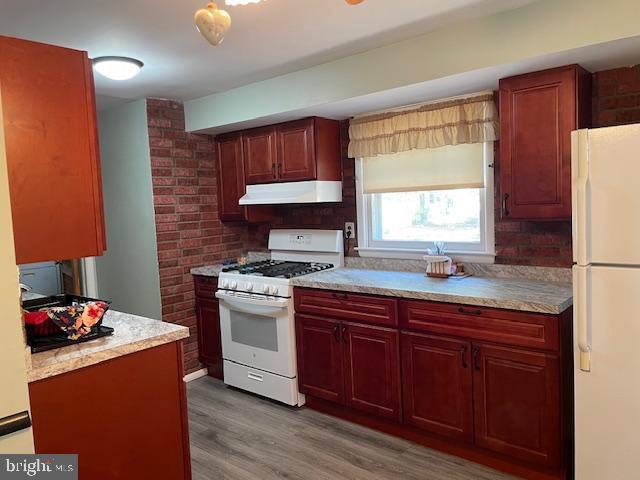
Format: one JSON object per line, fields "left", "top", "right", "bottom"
{"left": 174, "top": 186, "right": 199, "bottom": 195}
{"left": 149, "top": 137, "right": 173, "bottom": 148}
{"left": 175, "top": 204, "right": 199, "bottom": 214}
{"left": 154, "top": 195, "right": 176, "bottom": 205}
{"left": 178, "top": 213, "right": 201, "bottom": 222}
{"left": 152, "top": 177, "right": 176, "bottom": 186}
{"left": 148, "top": 117, "right": 172, "bottom": 128}
{"left": 151, "top": 157, "right": 174, "bottom": 168}
{"left": 154, "top": 206, "right": 175, "bottom": 215}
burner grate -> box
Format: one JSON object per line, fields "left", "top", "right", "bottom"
{"left": 222, "top": 260, "right": 333, "bottom": 278}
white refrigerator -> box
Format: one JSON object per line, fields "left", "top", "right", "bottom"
{"left": 572, "top": 123, "right": 640, "bottom": 479}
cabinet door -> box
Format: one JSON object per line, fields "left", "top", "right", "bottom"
{"left": 244, "top": 126, "right": 277, "bottom": 184}
{"left": 0, "top": 36, "right": 105, "bottom": 264}
{"left": 401, "top": 332, "right": 473, "bottom": 442}
{"left": 277, "top": 119, "right": 316, "bottom": 182}
{"left": 295, "top": 315, "right": 344, "bottom": 403}
{"left": 499, "top": 65, "right": 588, "bottom": 220}
{"left": 473, "top": 343, "right": 561, "bottom": 468}
{"left": 216, "top": 133, "right": 246, "bottom": 222}
{"left": 196, "top": 298, "right": 223, "bottom": 379}
{"left": 343, "top": 322, "right": 401, "bottom": 421}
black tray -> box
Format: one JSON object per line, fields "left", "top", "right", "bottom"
{"left": 23, "top": 294, "right": 113, "bottom": 353}
{"left": 29, "top": 325, "right": 114, "bottom": 353}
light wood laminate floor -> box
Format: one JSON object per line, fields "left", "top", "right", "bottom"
{"left": 187, "top": 377, "right": 518, "bottom": 480}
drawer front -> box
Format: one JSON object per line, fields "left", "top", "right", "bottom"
{"left": 399, "top": 300, "right": 559, "bottom": 352}
{"left": 294, "top": 288, "right": 398, "bottom": 327}
{"left": 194, "top": 275, "right": 217, "bottom": 298}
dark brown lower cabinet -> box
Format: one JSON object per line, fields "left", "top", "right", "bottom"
{"left": 194, "top": 276, "right": 223, "bottom": 379}
{"left": 296, "top": 315, "right": 401, "bottom": 421}
{"left": 401, "top": 332, "right": 473, "bottom": 442}
{"left": 473, "top": 343, "right": 561, "bottom": 468}
{"left": 343, "top": 322, "right": 401, "bottom": 421}
{"left": 294, "top": 287, "right": 572, "bottom": 480}
{"left": 295, "top": 314, "right": 343, "bottom": 403}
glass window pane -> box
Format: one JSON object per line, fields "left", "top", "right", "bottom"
{"left": 372, "top": 189, "right": 481, "bottom": 244}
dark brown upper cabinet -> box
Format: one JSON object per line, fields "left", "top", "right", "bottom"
{"left": 244, "top": 117, "right": 341, "bottom": 185}
{"left": 499, "top": 64, "right": 591, "bottom": 220}
{"left": 244, "top": 126, "right": 278, "bottom": 184}
{"left": 215, "top": 132, "right": 272, "bottom": 223}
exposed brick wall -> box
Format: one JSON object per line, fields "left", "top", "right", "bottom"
{"left": 146, "top": 98, "right": 249, "bottom": 374}
{"left": 592, "top": 65, "right": 640, "bottom": 127}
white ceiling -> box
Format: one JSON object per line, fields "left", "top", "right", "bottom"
{"left": 0, "top": 0, "right": 535, "bottom": 105}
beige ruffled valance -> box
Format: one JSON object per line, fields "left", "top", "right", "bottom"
{"left": 348, "top": 93, "right": 499, "bottom": 158}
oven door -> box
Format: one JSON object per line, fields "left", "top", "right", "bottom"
{"left": 216, "top": 290, "right": 296, "bottom": 378}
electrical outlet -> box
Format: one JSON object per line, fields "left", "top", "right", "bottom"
{"left": 344, "top": 222, "right": 355, "bottom": 239}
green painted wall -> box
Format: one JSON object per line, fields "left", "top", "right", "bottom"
{"left": 185, "top": 0, "right": 640, "bottom": 131}
{"left": 95, "top": 100, "right": 162, "bottom": 320}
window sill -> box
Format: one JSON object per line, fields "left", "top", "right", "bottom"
{"left": 355, "top": 247, "right": 495, "bottom": 264}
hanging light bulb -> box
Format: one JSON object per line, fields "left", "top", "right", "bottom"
{"left": 194, "top": 2, "right": 231, "bottom": 46}
{"left": 345, "top": 0, "right": 365, "bottom": 4}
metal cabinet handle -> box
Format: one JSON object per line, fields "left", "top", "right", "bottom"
{"left": 458, "top": 307, "right": 482, "bottom": 316}
{"left": 0, "top": 411, "right": 31, "bottom": 438}
{"left": 341, "top": 325, "right": 348, "bottom": 343}
{"left": 473, "top": 346, "right": 481, "bottom": 371}
{"left": 332, "top": 292, "right": 348, "bottom": 300}
{"left": 333, "top": 324, "right": 340, "bottom": 343}
{"left": 503, "top": 193, "right": 510, "bottom": 216}
{"left": 460, "top": 345, "right": 468, "bottom": 369}
{"left": 272, "top": 163, "right": 276, "bottom": 178}
{"left": 277, "top": 163, "right": 282, "bottom": 177}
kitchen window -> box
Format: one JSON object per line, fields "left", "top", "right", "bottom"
{"left": 355, "top": 142, "right": 495, "bottom": 262}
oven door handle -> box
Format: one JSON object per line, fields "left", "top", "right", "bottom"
{"left": 215, "top": 291, "right": 290, "bottom": 315}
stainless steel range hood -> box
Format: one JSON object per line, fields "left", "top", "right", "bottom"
{"left": 238, "top": 180, "right": 342, "bottom": 205}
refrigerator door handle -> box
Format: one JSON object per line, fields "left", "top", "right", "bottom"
{"left": 575, "top": 266, "right": 592, "bottom": 372}
{"left": 0, "top": 411, "right": 31, "bottom": 438}
{"left": 572, "top": 129, "right": 590, "bottom": 265}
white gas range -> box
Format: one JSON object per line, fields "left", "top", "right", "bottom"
{"left": 215, "top": 229, "right": 344, "bottom": 406}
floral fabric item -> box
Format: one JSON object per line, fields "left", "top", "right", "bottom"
{"left": 45, "top": 301, "right": 108, "bottom": 340}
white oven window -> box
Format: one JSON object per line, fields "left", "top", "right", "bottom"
{"left": 230, "top": 310, "right": 279, "bottom": 352}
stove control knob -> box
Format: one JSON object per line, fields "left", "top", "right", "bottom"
{"left": 270, "top": 286, "right": 279, "bottom": 296}
{"left": 263, "top": 285, "right": 271, "bottom": 294}
{"left": 245, "top": 282, "right": 253, "bottom": 292}
{"left": 230, "top": 281, "right": 238, "bottom": 290}
{"left": 222, "top": 280, "right": 229, "bottom": 289}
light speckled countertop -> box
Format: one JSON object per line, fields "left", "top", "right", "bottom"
{"left": 191, "top": 264, "right": 227, "bottom": 277}
{"left": 290, "top": 268, "right": 572, "bottom": 314}
{"left": 28, "top": 310, "right": 189, "bottom": 383}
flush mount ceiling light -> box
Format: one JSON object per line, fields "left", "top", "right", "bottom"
{"left": 92, "top": 56, "right": 143, "bottom": 81}
{"left": 195, "top": 0, "right": 363, "bottom": 46}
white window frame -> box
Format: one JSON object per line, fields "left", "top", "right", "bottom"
{"left": 355, "top": 142, "right": 495, "bottom": 263}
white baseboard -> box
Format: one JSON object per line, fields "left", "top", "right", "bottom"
{"left": 183, "top": 368, "right": 208, "bottom": 383}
